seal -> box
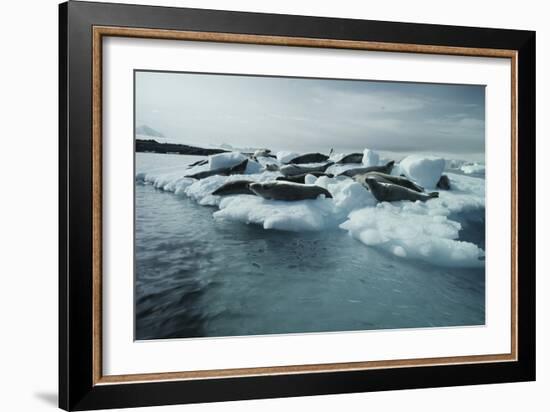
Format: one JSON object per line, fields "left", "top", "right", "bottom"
{"left": 354, "top": 171, "right": 424, "bottom": 193}
{"left": 363, "top": 177, "right": 438, "bottom": 202}
{"left": 288, "top": 153, "right": 329, "bottom": 164}
{"left": 263, "top": 163, "right": 280, "bottom": 172}
{"left": 212, "top": 180, "right": 255, "bottom": 196}
{"left": 186, "top": 158, "right": 248, "bottom": 179}
{"left": 436, "top": 175, "right": 451, "bottom": 190}
{"left": 279, "top": 162, "right": 334, "bottom": 177}
{"left": 276, "top": 172, "right": 334, "bottom": 184}
{"left": 337, "top": 153, "right": 363, "bottom": 164}
{"left": 339, "top": 161, "right": 395, "bottom": 177}
{"left": 252, "top": 149, "right": 276, "bottom": 160}
{"left": 249, "top": 181, "right": 333, "bottom": 201}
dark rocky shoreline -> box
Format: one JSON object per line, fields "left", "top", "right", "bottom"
{"left": 136, "top": 139, "right": 227, "bottom": 156}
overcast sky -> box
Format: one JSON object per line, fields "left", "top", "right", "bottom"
{"left": 135, "top": 70, "right": 485, "bottom": 161}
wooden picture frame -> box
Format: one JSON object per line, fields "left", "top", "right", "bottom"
{"left": 59, "top": 1, "right": 535, "bottom": 410}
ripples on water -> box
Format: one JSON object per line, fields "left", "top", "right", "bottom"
{"left": 135, "top": 154, "right": 485, "bottom": 340}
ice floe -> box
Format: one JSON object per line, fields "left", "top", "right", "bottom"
{"left": 339, "top": 199, "right": 485, "bottom": 268}
{"left": 214, "top": 196, "right": 335, "bottom": 231}
{"left": 362, "top": 149, "right": 380, "bottom": 167}
{"left": 137, "top": 148, "right": 486, "bottom": 267}
{"left": 398, "top": 154, "right": 446, "bottom": 188}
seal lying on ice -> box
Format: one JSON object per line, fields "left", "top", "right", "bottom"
{"left": 186, "top": 159, "right": 248, "bottom": 179}
{"left": 279, "top": 162, "right": 334, "bottom": 177}
{"left": 363, "top": 177, "right": 438, "bottom": 202}
{"left": 287, "top": 153, "right": 330, "bottom": 164}
{"left": 337, "top": 153, "right": 363, "bottom": 164}
{"left": 249, "top": 182, "right": 333, "bottom": 201}
{"left": 354, "top": 172, "right": 424, "bottom": 193}
{"left": 211, "top": 180, "right": 255, "bottom": 196}
{"left": 276, "top": 172, "right": 334, "bottom": 184}
{"left": 263, "top": 163, "right": 280, "bottom": 172}
{"left": 338, "top": 161, "right": 395, "bottom": 177}
{"left": 252, "top": 149, "right": 277, "bottom": 160}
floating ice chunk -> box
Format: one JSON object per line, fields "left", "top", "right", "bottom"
{"left": 214, "top": 196, "right": 334, "bottom": 231}
{"left": 208, "top": 151, "right": 247, "bottom": 170}
{"left": 150, "top": 172, "right": 188, "bottom": 191}
{"left": 276, "top": 151, "right": 300, "bottom": 164}
{"left": 340, "top": 202, "right": 484, "bottom": 267}
{"left": 173, "top": 178, "right": 195, "bottom": 196}
{"left": 461, "top": 163, "right": 486, "bottom": 176}
{"left": 399, "top": 155, "right": 445, "bottom": 188}
{"left": 315, "top": 176, "right": 377, "bottom": 212}
{"left": 392, "top": 245, "right": 407, "bottom": 258}
{"left": 244, "top": 159, "right": 262, "bottom": 174}
{"left": 362, "top": 149, "right": 380, "bottom": 167}
{"left": 163, "top": 176, "right": 192, "bottom": 193}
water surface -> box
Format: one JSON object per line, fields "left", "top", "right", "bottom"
{"left": 135, "top": 153, "right": 485, "bottom": 340}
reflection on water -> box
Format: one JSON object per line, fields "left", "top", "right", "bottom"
{"left": 135, "top": 174, "right": 485, "bottom": 340}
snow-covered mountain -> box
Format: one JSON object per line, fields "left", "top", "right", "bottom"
{"left": 136, "top": 125, "right": 165, "bottom": 139}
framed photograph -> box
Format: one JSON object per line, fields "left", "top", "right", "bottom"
{"left": 59, "top": 1, "right": 536, "bottom": 410}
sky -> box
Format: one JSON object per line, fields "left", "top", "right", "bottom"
{"left": 135, "top": 70, "right": 485, "bottom": 161}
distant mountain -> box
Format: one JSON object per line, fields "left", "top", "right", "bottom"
{"left": 136, "top": 125, "right": 165, "bottom": 138}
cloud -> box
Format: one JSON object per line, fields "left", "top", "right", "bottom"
{"left": 312, "top": 85, "right": 427, "bottom": 114}
{"left": 135, "top": 71, "right": 485, "bottom": 159}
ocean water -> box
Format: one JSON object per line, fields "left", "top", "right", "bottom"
{"left": 135, "top": 153, "right": 485, "bottom": 340}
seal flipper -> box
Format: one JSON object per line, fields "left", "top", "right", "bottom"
{"left": 321, "top": 189, "right": 333, "bottom": 199}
